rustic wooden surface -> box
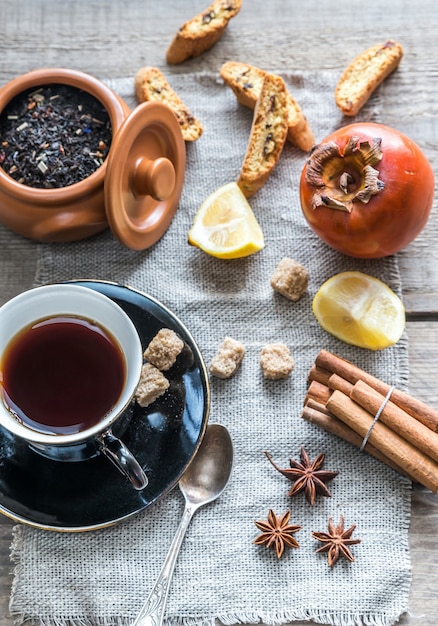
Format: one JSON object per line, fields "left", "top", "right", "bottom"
{"left": 1, "top": 1, "right": 438, "bottom": 624}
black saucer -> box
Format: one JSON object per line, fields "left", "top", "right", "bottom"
{"left": 0, "top": 281, "right": 209, "bottom": 531}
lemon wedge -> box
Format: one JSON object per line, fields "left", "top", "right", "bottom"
{"left": 188, "top": 182, "right": 264, "bottom": 259}
{"left": 312, "top": 271, "right": 405, "bottom": 350}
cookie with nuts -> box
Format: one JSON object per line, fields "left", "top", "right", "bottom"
{"left": 335, "top": 40, "right": 403, "bottom": 116}
{"left": 237, "top": 73, "right": 288, "bottom": 198}
{"left": 221, "top": 61, "right": 315, "bottom": 151}
{"left": 166, "top": 0, "right": 242, "bottom": 64}
{"left": 135, "top": 67, "right": 203, "bottom": 141}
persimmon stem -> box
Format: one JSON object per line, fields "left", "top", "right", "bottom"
{"left": 305, "top": 137, "right": 385, "bottom": 212}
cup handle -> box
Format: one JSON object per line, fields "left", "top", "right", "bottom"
{"left": 97, "top": 430, "right": 148, "bottom": 490}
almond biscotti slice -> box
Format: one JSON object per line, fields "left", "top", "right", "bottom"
{"left": 135, "top": 67, "right": 203, "bottom": 141}
{"left": 220, "top": 61, "right": 267, "bottom": 108}
{"left": 220, "top": 61, "right": 315, "bottom": 151}
{"left": 166, "top": 0, "right": 242, "bottom": 64}
{"left": 335, "top": 40, "right": 404, "bottom": 116}
{"left": 237, "top": 74, "right": 288, "bottom": 198}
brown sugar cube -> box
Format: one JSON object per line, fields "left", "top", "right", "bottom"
{"left": 209, "top": 337, "right": 245, "bottom": 379}
{"left": 260, "top": 343, "right": 294, "bottom": 380}
{"left": 144, "top": 328, "right": 185, "bottom": 371}
{"left": 134, "top": 363, "right": 170, "bottom": 408}
{"left": 270, "top": 257, "right": 309, "bottom": 302}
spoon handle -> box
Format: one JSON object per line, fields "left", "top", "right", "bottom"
{"left": 132, "top": 504, "right": 196, "bottom": 626}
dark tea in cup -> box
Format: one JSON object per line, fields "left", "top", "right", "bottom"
{"left": 0, "top": 284, "right": 147, "bottom": 490}
{"left": 1, "top": 314, "right": 126, "bottom": 435}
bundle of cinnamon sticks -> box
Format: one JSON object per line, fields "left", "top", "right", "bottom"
{"left": 302, "top": 349, "right": 438, "bottom": 492}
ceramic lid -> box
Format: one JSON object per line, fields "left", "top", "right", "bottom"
{"left": 104, "top": 101, "right": 186, "bottom": 250}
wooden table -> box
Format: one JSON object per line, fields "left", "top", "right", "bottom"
{"left": 0, "top": 1, "right": 437, "bottom": 624}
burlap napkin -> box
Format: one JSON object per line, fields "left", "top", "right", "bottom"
{"left": 9, "top": 72, "right": 411, "bottom": 626}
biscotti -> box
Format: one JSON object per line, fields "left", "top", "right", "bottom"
{"left": 237, "top": 73, "right": 288, "bottom": 198}
{"left": 220, "top": 61, "right": 315, "bottom": 151}
{"left": 135, "top": 67, "right": 203, "bottom": 141}
{"left": 335, "top": 40, "right": 404, "bottom": 116}
{"left": 166, "top": 0, "right": 242, "bottom": 64}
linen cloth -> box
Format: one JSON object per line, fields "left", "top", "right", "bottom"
{"left": 9, "top": 72, "right": 411, "bottom": 626}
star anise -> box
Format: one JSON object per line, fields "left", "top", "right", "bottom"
{"left": 254, "top": 509, "right": 301, "bottom": 558}
{"left": 312, "top": 515, "right": 361, "bottom": 567}
{"left": 265, "top": 447, "right": 338, "bottom": 505}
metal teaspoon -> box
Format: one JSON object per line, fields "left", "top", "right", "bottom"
{"left": 132, "top": 423, "right": 234, "bottom": 626}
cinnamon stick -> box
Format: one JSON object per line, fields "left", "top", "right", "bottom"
{"left": 326, "top": 389, "right": 438, "bottom": 492}
{"left": 328, "top": 372, "right": 354, "bottom": 396}
{"left": 307, "top": 363, "right": 331, "bottom": 386}
{"left": 351, "top": 379, "right": 438, "bottom": 464}
{"left": 305, "top": 398, "right": 332, "bottom": 416}
{"left": 316, "top": 349, "right": 438, "bottom": 432}
{"left": 303, "top": 399, "right": 408, "bottom": 477}
{"left": 305, "top": 379, "right": 332, "bottom": 405}
{"left": 303, "top": 401, "right": 362, "bottom": 444}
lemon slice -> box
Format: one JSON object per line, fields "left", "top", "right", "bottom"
{"left": 312, "top": 271, "right": 405, "bottom": 350}
{"left": 188, "top": 182, "right": 264, "bottom": 259}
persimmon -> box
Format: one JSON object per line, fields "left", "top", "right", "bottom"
{"left": 299, "top": 122, "right": 435, "bottom": 258}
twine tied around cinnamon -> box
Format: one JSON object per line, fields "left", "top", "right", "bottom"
{"left": 359, "top": 385, "right": 395, "bottom": 452}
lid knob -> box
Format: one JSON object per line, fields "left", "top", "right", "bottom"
{"left": 104, "top": 101, "right": 186, "bottom": 250}
{"left": 133, "top": 156, "right": 176, "bottom": 201}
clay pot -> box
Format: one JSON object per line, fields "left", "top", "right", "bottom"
{"left": 0, "top": 68, "right": 186, "bottom": 250}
